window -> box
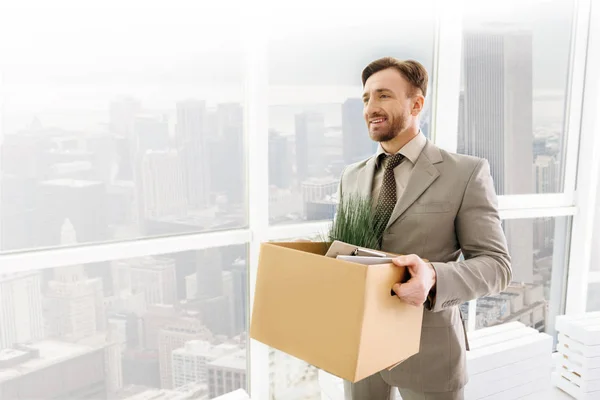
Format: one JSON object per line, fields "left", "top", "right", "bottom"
{"left": 588, "top": 283, "right": 600, "bottom": 312}
{"left": 0, "top": 1, "right": 594, "bottom": 399}
{"left": 267, "top": 4, "right": 436, "bottom": 225}
{"left": 461, "top": 216, "right": 571, "bottom": 340}
{"left": 0, "top": 243, "right": 248, "bottom": 399}
{"left": 0, "top": 3, "right": 247, "bottom": 252}
{"left": 457, "top": 0, "right": 575, "bottom": 195}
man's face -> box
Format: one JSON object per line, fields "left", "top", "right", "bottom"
{"left": 362, "top": 68, "right": 416, "bottom": 143}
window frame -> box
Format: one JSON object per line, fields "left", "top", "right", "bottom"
{"left": 0, "top": 0, "right": 598, "bottom": 398}
{"left": 565, "top": 0, "right": 600, "bottom": 313}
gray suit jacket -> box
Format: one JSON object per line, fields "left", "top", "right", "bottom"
{"left": 339, "top": 139, "right": 512, "bottom": 392}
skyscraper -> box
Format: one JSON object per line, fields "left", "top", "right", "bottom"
{"left": 110, "top": 97, "right": 142, "bottom": 181}
{"left": 171, "top": 341, "right": 238, "bottom": 389}
{"left": 460, "top": 27, "right": 534, "bottom": 195}
{"left": 140, "top": 150, "right": 188, "bottom": 220}
{"left": 0, "top": 176, "right": 41, "bottom": 251}
{"left": 295, "top": 112, "right": 325, "bottom": 182}
{"left": 460, "top": 26, "right": 534, "bottom": 283}
{"left": 196, "top": 248, "right": 223, "bottom": 301}
{"left": 0, "top": 271, "right": 45, "bottom": 350}
{"left": 534, "top": 155, "right": 558, "bottom": 194}
{"left": 229, "top": 258, "right": 247, "bottom": 336}
{"left": 206, "top": 350, "right": 246, "bottom": 398}
{"left": 1, "top": 132, "right": 49, "bottom": 250}
{"left": 158, "top": 318, "right": 211, "bottom": 389}
{"left": 44, "top": 220, "right": 98, "bottom": 341}
{"left": 176, "top": 100, "right": 211, "bottom": 209}
{"left": 457, "top": 91, "right": 467, "bottom": 154}
{"left": 209, "top": 103, "right": 245, "bottom": 205}
{"left": 113, "top": 256, "right": 178, "bottom": 306}
{"left": 186, "top": 258, "right": 246, "bottom": 336}
{"left": 269, "top": 131, "right": 292, "bottom": 189}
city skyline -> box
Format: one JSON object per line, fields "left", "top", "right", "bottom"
{"left": 0, "top": 85, "right": 566, "bottom": 243}
{"left": 0, "top": 225, "right": 249, "bottom": 399}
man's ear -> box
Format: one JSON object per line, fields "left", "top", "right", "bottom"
{"left": 411, "top": 95, "right": 425, "bottom": 116}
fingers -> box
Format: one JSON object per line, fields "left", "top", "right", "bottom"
{"left": 393, "top": 280, "right": 426, "bottom": 307}
{"left": 393, "top": 281, "right": 412, "bottom": 301}
{"left": 392, "top": 254, "right": 421, "bottom": 267}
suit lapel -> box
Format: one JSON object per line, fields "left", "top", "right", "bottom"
{"left": 386, "top": 141, "right": 442, "bottom": 229}
{"left": 356, "top": 156, "right": 377, "bottom": 198}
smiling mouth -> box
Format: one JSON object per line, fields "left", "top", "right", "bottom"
{"left": 370, "top": 118, "right": 387, "bottom": 125}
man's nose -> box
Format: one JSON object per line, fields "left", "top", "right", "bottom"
{"left": 364, "top": 99, "right": 379, "bottom": 117}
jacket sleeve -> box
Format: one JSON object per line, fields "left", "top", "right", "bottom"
{"left": 428, "top": 158, "right": 512, "bottom": 312}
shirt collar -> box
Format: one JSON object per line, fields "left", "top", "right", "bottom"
{"left": 374, "top": 130, "right": 427, "bottom": 168}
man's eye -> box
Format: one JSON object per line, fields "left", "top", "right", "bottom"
{"left": 380, "top": 94, "right": 389, "bottom": 98}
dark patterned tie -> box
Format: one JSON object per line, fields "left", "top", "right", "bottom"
{"left": 374, "top": 153, "right": 405, "bottom": 236}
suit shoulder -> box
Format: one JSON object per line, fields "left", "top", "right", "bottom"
{"left": 341, "top": 156, "right": 373, "bottom": 177}
{"left": 437, "top": 148, "right": 487, "bottom": 174}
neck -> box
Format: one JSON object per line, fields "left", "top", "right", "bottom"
{"left": 381, "top": 124, "right": 419, "bottom": 154}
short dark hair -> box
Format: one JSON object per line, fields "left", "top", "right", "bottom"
{"left": 361, "top": 57, "right": 428, "bottom": 97}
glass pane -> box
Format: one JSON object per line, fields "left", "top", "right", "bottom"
{"left": 267, "top": 5, "right": 436, "bottom": 226}
{"left": 462, "top": 217, "right": 571, "bottom": 342}
{"left": 457, "top": 0, "right": 575, "bottom": 195}
{"left": 587, "top": 283, "right": 600, "bottom": 312}
{"left": 270, "top": 348, "right": 321, "bottom": 400}
{"left": 0, "top": 243, "right": 249, "bottom": 399}
{"left": 0, "top": 3, "right": 247, "bottom": 252}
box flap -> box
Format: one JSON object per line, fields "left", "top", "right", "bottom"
{"left": 269, "top": 241, "right": 329, "bottom": 256}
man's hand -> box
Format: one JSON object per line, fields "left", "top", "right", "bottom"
{"left": 391, "top": 254, "right": 437, "bottom": 307}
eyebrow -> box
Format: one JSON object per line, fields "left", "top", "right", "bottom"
{"left": 362, "top": 88, "right": 393, "bottom": 101}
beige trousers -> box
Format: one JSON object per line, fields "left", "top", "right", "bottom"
{"left": 344, "top": 374, "right": 464, "bottom": 400}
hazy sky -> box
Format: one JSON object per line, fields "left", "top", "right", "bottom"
{"left": 0, "top": 0, "right": 575, "bottom": 130}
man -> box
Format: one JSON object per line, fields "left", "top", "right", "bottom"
{"left": 339, "top": 57, "right": 512, "bottom": 400}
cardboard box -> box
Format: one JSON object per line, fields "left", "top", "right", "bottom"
{"left": 249, "top": 241, "right": 423, "bottom": 383}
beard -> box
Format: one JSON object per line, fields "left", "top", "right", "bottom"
{"left": 368, "top": 113, "right": 407, "bottom": 142}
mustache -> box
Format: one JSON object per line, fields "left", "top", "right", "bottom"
{"left": 368, "top": 112, "right": 388, "bottom": 119}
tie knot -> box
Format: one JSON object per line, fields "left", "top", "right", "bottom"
{"left": 382, "top": 153, "right": 405, "bottom": 170}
